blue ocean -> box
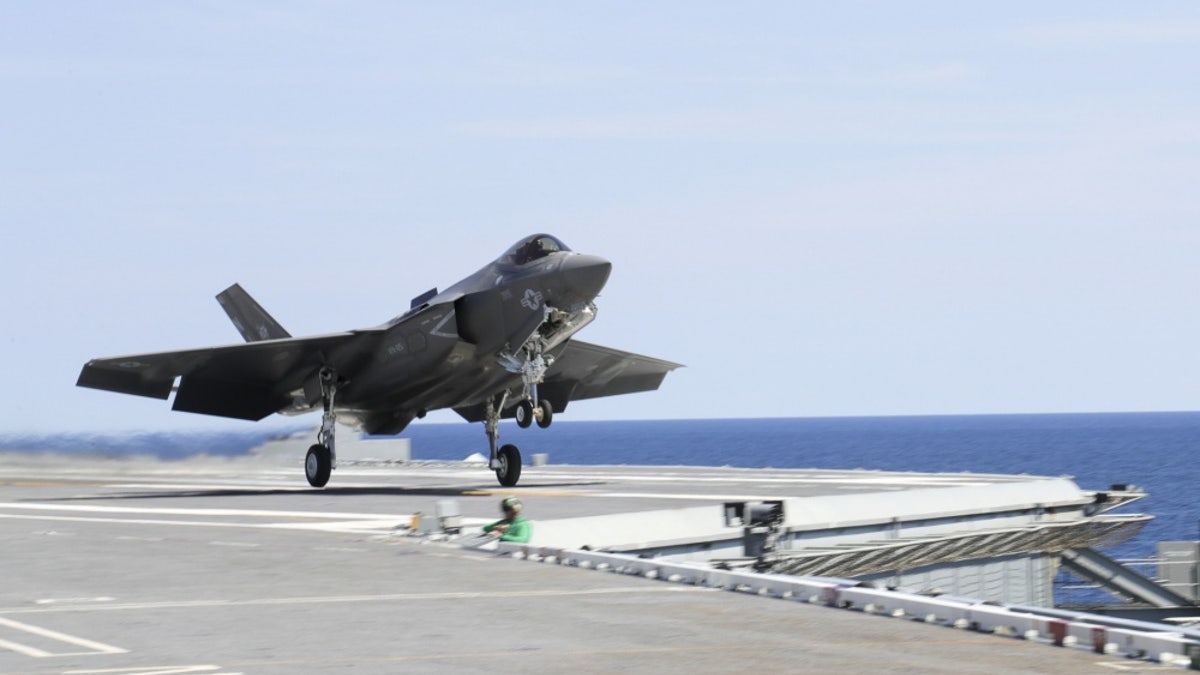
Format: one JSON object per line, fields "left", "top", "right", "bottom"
{"left": 3, "top": 412, "right": 1196, "bottom": 565}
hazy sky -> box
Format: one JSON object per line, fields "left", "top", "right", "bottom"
{"left": 3, "top": 3, "right": 1199, "bottom": 433}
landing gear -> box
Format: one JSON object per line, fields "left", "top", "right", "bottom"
{"left": 515, "top": 399, "right": 534, "bottom": 428}
{"left": 305, "top": 368, "right": 340, "bottom": 488}
{"left": 515, "top": 397, "right": 554, "bottom": 428}
{"left": 305, "top": 444, "right": 332, "bottom": 488}
{"left": 536, "top": 399, "right": 553, "bottom": 428}
{"left": 502, "top": 325, "right": 556, "bottom": 431}
{"left": 496, "top": 444, "right": 522, "bottom": 487}
{"left": 484, "top": 392, "right": 523, "bottom": 487}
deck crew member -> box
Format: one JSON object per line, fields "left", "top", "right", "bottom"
{"left": 483, "top": 496, "right": 532, "bottom": 543}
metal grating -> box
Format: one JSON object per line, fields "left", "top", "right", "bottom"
{"left": 767, "top": 515, "right": 1150, "bottom": 578}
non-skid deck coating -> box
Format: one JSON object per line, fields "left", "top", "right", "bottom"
{"left": 0, "top": 453, "right": 1159, "bottom": 673}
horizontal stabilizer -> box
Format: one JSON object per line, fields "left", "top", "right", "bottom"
{"left": 217, "top": 284, "right": 292, "bottom": 343}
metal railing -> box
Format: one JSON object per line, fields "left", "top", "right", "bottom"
{"left": 499, "top": 543, "right": 1200, "bottom": 670}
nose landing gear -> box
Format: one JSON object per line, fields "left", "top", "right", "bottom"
{"left": 514, "top": 397, "right": 553, "bottom": 429}
{"left": 503, "top": 330, "right": 555, "bottom": 431}
{"left": 484, "top": 392, "right": 523, "bottom": 487}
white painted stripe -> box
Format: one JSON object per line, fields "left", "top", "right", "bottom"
{"left": 0, "top": 512, "right": 406, "bottom": 535}
{"left": 270, "top": 519, "right": 404, "bottom": 531}
{"left": 0, "top": 502, "right": 404, "bottom": 520}
{"left": 65, "top": 666, "right": 224, "bottom": 675}
{"left": 0, "top": 616, "right": 127, "bottom": 655}
{"left": 837, "top": 485, "right": 905, "bottom": 491}
{"left": 0, "top": 586, "right": 708, "bottom": 616}
{"left": 0, "top": 636, "right": 53, "bottom": 658}
{"left": 107, "top": 482, "right": 299, "bottom": 490}
{"left": 34, "top": 597, "right": 114, "bottom": 605}
{"left": 0, "top": 513, "right": 281, "bottom": 529}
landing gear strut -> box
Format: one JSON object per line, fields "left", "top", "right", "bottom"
{"left": 485, "top": 392, "right": 522, "bottom": 487}
{"left": 505, "top": 329, "right": 555, "bottom": 430}
{"left": 305, "top": 368, "right": 339, "bottom": 488}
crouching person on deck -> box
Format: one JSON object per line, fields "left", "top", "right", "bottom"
{"left": 483, "top": 497, "right": 532, "bottom": 543}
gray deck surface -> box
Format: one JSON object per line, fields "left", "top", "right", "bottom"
{"left": 0, "top": 453, "right": 1169, "bottom": 674}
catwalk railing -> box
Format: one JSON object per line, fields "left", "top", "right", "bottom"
{"left": 498, "top": 543, "right": 1200, "bottom": 670}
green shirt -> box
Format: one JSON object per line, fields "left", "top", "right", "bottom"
{"left": 483, "top": 515, "right": 532, "bottom": 543}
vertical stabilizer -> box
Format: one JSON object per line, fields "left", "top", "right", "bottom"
{"left": 216, "top": 283, "right": 292, "bottom": 342}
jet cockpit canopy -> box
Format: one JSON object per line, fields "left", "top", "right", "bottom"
{"left": 504, "top": 234, "right": 570, "bottom": 266}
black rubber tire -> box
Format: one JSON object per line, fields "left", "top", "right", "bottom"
{"left": 495, "top": 444, "right": 522, "bottom": 487}
{"left": 305, "top": 443, "right": 332, "bottom": 488}
{"left": 536, "top": 399, "right": 554, "bottom": 429}
{"left": 515, "top": 400, "right": 534, "bottom": 428}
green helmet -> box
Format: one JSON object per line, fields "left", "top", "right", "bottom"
{"left": 501, "top": 496, "right": 522, "bottom": 514}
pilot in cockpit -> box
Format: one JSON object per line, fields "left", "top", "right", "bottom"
{"left": 507, "top": 235, "right": 568, "bottom": 266}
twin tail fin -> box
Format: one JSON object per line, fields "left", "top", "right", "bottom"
{"left": 216, "top": 283, "right": 292, "bottom": 342}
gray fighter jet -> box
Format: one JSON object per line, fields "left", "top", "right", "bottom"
{"left": 77, "top": 234, "right": 681, "bottom": 488}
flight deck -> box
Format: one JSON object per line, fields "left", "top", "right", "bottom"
{"left": 0, "top": 452, "right": 1191, "bottom": 674}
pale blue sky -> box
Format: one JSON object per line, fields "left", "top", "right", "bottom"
{"left": 3, "top": 2, "right": 1199, "bottom": 433}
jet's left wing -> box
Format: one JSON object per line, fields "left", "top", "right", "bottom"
{"left": 540, "top": 339, "right": 683, "bottom": 407}
{"left": 452, "top": 339, "right": 680, "bottom": 423}
{"left": 77, "top": 330, "right": 384, "bottom": 421}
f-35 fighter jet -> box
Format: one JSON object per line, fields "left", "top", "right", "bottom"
{"left": 77, "top": 234, "right": 681, "bottom": 488}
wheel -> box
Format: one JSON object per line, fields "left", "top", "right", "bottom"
{"left": 495, "top": 444, "right": 522, "bottom": 487}
{"left": 536, "top": 398, "right": 554, "bottom": 428}
{"left": 305, "top": 443, "right": 332, "bottom": 488}
{"left": 515, "top": 399, "right": 534, "bottom": 428}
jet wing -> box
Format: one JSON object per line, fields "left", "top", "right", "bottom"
{"left": 542, "top": 340, "right": 683, "bottom": 404}
{"left": 77, "top": 331, "right": 384, "bottom": 421}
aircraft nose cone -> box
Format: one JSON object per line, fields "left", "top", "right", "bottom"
{"left": 560, "top": 254, "right": 612, "bottom": 301}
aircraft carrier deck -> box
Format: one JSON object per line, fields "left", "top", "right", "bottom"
{"left": 0, "top": 451, "right": 1193, "bottom": 674}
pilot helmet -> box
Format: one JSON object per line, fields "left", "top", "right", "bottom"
{"left": 501, "top": 496, "right": 522, "bottom": 514}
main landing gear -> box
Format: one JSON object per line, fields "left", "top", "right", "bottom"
{"left": 305, "top": 368, "right": 339, "bottom": 488}
{"left": 484, "top": 392, "right": 522, "bottom": 487}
